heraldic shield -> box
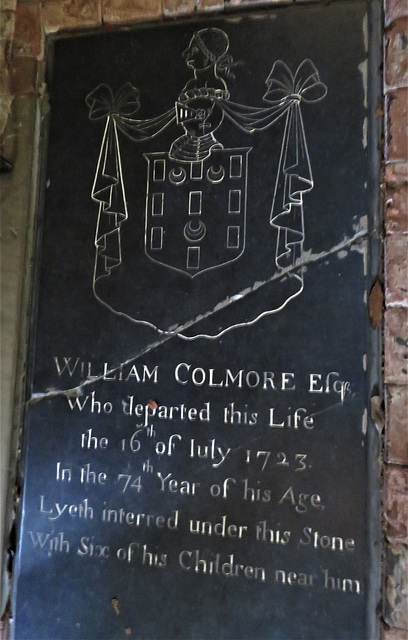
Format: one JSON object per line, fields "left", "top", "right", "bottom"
{"left": 87, "top": 27, "right": 328, "bottom": 337}
{"left": 144, "top": 149, "right": 250, "bottom": 277}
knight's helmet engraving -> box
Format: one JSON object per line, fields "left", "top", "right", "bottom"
{"left": 169, "top": 28, "right": 233, "bottom": 163}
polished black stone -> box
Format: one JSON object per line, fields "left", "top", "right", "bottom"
{"left": 12, "top": 2, "right": 379, "bottom": 639}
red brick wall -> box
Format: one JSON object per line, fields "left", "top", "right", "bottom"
{"left": 383, "top": 0, "right": 408, "bottom": 637}
{"left": 0, "top": 0, "right": 407, "bottom": 636}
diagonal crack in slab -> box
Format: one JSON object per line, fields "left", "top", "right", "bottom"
{"left": 29, "top": 229, "right": 368, "bottom": 405}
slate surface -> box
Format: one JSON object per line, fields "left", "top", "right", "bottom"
{"left": 12, "top": 3, "right": 378, "bottom": 639}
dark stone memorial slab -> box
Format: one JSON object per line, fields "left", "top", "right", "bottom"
{"left": 12, "top": 2, "right": 381, "bottom": 638}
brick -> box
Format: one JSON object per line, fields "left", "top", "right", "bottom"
{"left": 385, "top": 233, "right": 408, "bottom": 306}
{"left": 385, "top": 183, "right": 408, "bottom": 233}
{"left": 41, "top": 0, "right": 102, "bottom": 34}
{"left": 163, "top": 0, "right": 195, "bottom": 17}
{"left": 385, "top": 466, "right": 408, "bottom": 545}
{"left": 196, "top": 0, "right": 224, "bottom": 12}
{"left": 1, "top": 0, "right": 17, "bottom": 10}
{"left": 383, "top": 626, "right": 408, "bottom": 640}
{"left": 0, "top": 39, "right": 11, "bottom": 97}
{"left": 384, "top": 544, "right": 408, "bottom": 631}
{"left": 13, "top": 2, "right": 42, "bottom": 59}
{"left": 102, "top": 0, "right": 161, "bottom": 24}
{"left": 384, "top": 307, "right": 408, "bottom": 385}
{"left": 0, "top": 57, "right": 10, "bottom": 96}
{"left": 385, "top": 18, "right": 408, "bottom": 89}
{"left": 0, "top": 10, "right": 16, "bottom": 41}
{"left": 385, "top": 0, "right": 408, "bottom": 27}
{"left": 0, "top": 38, "right": 12, "bottom": 64}
{"left": 0, "top": 94, "right": 13, "bottom": 138}
{"left": 386, "top": 385, "right": 408, "bottom": 464}
{"left": 386, "top": 162, "right": 408, "bottom": 187}
{"left": 9, "top": 56, "right": 37, "bottom": 95}
{"left": 387, "top": 89, "right": 408, "bottom": 161}
{"left": 226, "top": 0, "right": 290, "bottom": 9}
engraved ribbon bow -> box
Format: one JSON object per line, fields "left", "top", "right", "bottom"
{"left": 86, "top": 83, "right": 141, "bottom": 120}
{"left": 266, "top": 61, "right": 327, "bottom": 270}
{"left": 86, "top": 83, "right": 176, "bottom": 283}
{"left": 263, "top": 59, "right": 327, "bottom": 106}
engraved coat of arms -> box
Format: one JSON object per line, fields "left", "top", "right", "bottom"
{"left": 87, "top": 27, "right": 327, "bottom": 339}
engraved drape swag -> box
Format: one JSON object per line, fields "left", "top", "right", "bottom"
{"left": 86, "top": 60, "right": 327, "bottom": 281}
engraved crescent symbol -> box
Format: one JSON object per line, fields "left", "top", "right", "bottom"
{"left": 169, "top": 167, "right": 187, "bottom": 185}
{"left": 184, "top": 220, "right": 207, "bottom": 242}
{"left": 207, "top": 165, "right": 225, "bottom": 183}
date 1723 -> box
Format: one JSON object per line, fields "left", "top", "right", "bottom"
{"left": 245, "top": 450, "right": 308, "bottom": 472}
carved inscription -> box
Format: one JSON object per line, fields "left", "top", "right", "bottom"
{"left": 27, "top": 356, "right": 361, "bottom": 595}
{"left": 12, "top": 7, "right": 376, "bottom": 637}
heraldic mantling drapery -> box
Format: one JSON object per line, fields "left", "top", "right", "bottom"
{"left": 86, "top": 50, "right": 327, "bottom": 326}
